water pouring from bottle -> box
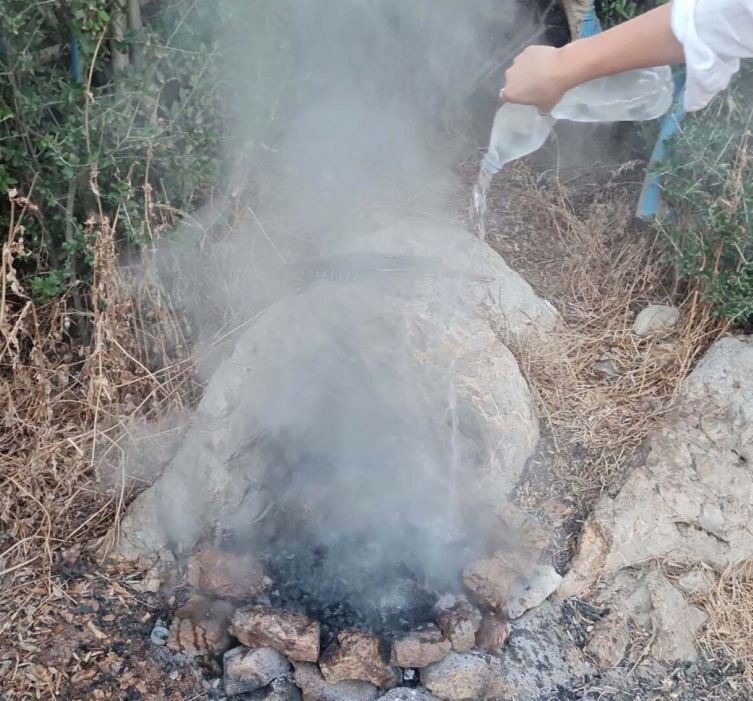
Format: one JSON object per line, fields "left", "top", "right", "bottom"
{"left": 471, "top": 66, "right": 674, "bottom": 239}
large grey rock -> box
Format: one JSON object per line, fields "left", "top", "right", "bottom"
{"left": 114, "top": 217, "right": 557, "bottom": 596}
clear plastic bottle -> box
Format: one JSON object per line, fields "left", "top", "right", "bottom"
{"left": 481, "top": 66, "right": 673, "bottom": 174}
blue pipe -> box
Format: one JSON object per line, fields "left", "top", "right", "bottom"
{"left": 637, "top": 71, "right": 687, "bottom": 220}
{"left": 70, "top": 32, "right": 83, "bottom": 84}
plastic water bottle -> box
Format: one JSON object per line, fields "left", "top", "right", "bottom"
{"left": 481, "top": 66, "right": 673, "bottom": 175}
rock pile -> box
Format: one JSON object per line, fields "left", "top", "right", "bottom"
{"left": 159, "top": 536, "right": 582, "bottom": 700}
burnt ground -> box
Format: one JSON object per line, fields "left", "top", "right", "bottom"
{"left": 0, "top": 558, "right": 215, "bottom": 701}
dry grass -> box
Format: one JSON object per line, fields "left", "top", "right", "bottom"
{"left": 0, "top": 187, "right": 199, "bottom": 694}
{"left": 700, "top": 560, "right": 753, "bottom": 681}
{"left": 473, "top": 162, "right": 727, "bottom": 515}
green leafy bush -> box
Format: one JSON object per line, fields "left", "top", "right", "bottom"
{"left": 658, "top": 68, "right": 753, "bottom": 326}
{"left": 0, "top": 0, "right": 231, "bottom": 310}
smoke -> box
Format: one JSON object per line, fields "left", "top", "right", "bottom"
{"left": 145, "top": 0, "right": 540, "bottom": 621}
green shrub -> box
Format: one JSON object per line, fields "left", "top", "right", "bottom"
{"left": 658, "top": 68, "right": 753, "bottom": 326}
{"left": 0, "top": 0, "right": 230, "bottom": 307}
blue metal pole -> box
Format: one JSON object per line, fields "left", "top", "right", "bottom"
{"left": 70, "top": 32, "right": 83, "bottom": 84}
{"left": 637, "top": 70, "right": 687, "bottom": 221}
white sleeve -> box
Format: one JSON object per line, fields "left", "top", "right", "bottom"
{"left": 671, "top": 0, "right": 753, "bottom": 111}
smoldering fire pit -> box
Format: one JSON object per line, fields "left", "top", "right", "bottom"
{"left": 111, "top": 217, "right": 571, "bottom": 699}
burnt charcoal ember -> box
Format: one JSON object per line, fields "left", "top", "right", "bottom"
{"left": 419, "top": 652, "right": 492, "bottom": 701}
{"left": 265, "top": 542, "right": 439, "bottom": 642}
{"left": 474, "top": 612, "right": 510, "bottom": 653}
{"left": 390, "top": 624, "right": 451, "bottom": 668}
{"left": 433, "top": 595, "right": 481, "bottom": 653}
{"left": 293, "top": 661, "right": 379, "bottom": 701}
{"left": 224, "top": 646, "right": 292, "bottom": 696}
{"left": 187, "top": 548, "right": 273, "bottom": 600}
{"left": 231, "top": 605, "right": 320, "bottom": 662}
{"left": 319, "top": 630, "right": 399, "bottom": 689}
{"left": 166, "top": 596, "right": 236, "bottom": 656}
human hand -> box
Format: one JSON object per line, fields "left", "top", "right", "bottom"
{"left": 501, "top": 45, "right": 571, "bottom": 114}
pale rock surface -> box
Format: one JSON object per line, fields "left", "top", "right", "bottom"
{"left": 632, "top": 305, "right": 680, "bottom": 337}
{"left": 487, "top": 599, "right": 594, "bottom": 700}
{"left": 379, "top": 689, "right": 441, "bottom": 701}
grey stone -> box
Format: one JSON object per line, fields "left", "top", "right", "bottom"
{"left": 505, "top": 565, "right": 564, "bottom": 619}
{"left": 150, "top": 625, "right": 169, "bottom": 646}
{"left": 594, "top": 360, "right": 620, "bottom": 377}
{"left": 319, "top": 630, "right": 398, "bottom": 689}
{"left": 379, "top": 689, "right": 441, "bottom": 701}
{"left": 293, "top": 662, "right": 379, "bottom": 701}
{"left": 231, "top": 605, "right": 319, "bottom": 663}
{"left": 166, "top": 596, "right": 236, "bottom": 657}
{"left": 419, "top": 653, "right": 491, "bottom": 701}
{"left": 390, "top": 624, "right": 451, "bottom": 668}
{"left": 632, "top": 305, "right": 680, "bottom": 337}
{"left": 248, "top": 675, "right": 302, "bottom": 701}
{"left": 224, "top": 647, "right": 291, "bottom": 696}
{"left": 647, "top": 572, "right": 708, "bottom": 663}
{"left": 433, "top": 595, "right": 481, "bottom": 653}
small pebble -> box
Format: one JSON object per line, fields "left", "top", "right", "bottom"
{"left": 151, "top": 625, "right": 170, "bottom": 646}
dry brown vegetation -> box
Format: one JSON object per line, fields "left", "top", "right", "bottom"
{"left": 0, "top": 187, "right": 199, "bottom": 696}
{"left": 700, "top": 560, "right": 753, "bottom": 682}
{"left": 472, "top": 161, "right": 727, "bottom": 514}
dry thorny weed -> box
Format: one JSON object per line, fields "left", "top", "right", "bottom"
{"left": 0, "top": 187, "right": 198, "bottom": 669}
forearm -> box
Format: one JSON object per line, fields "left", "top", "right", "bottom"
{"left": 556, "top": 4, "right": 685, "bottom": 90}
